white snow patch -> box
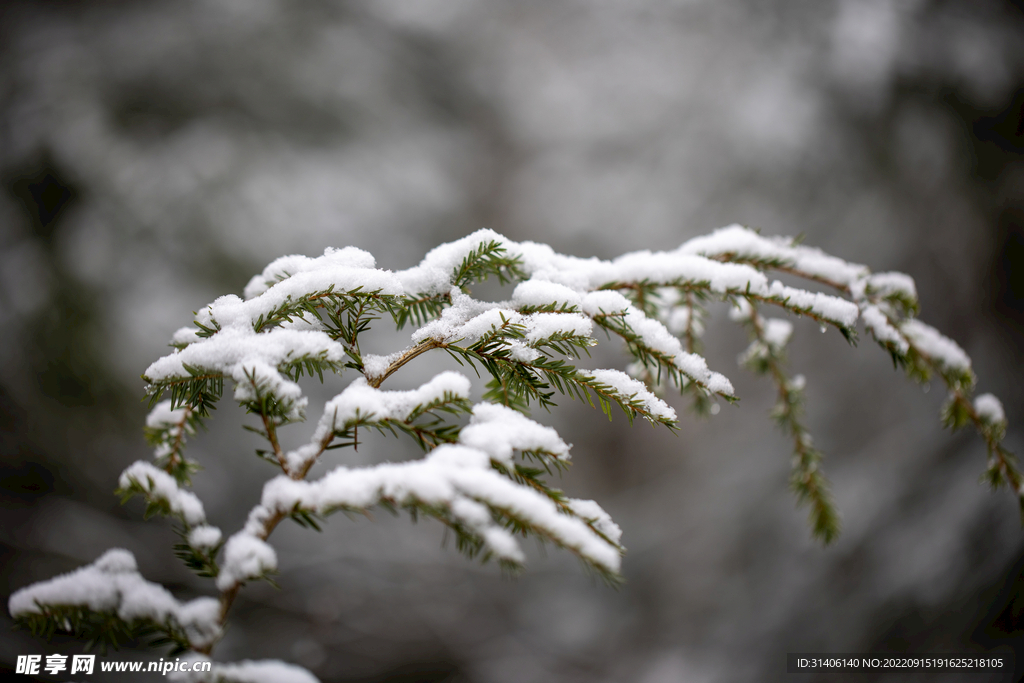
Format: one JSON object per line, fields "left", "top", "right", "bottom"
{"left": 567, "top": 498, "right": 623, "bottom": 544}
{"left": 581, "top": 290, "right": 632, "bottom": 316}
{"left": 242, "top": 246, "right": 380, "bottom": 299}
{"left": 900, "top": 319, "right": 972, "bottom": 373}
{"left": 681, "top": 224, "right": 870, "bottom": 286}
{"left": 507, "top": 342, "right": 541, "bottom": 363}
{"left": 8, "top": 549, "right": 221, "bottom": 649}
{"left": 119, "top": 461, "right": 206, "bottom": 526}
{"left": 860, "top": 304, "right": 908, "bottom": 353}
{"left": 524, "top": 312, "right": 593, "bottom": 344}
{"left": 146, "top": 400, "right": 190, "bottom": 431}
{"left": 587, "top": 369, "right": 677, "bottom": 423}
{"left": 766, "top": 281, "right": 859, "bottom": 328}
{"left": 208, "top": 660, "right": 321, "bottom": 683}
{"left": 286, "top": 373, "right": 472, "bottom": 474}
{"left": 512, "top": 280, "right": 582, "bottom": 310}
{"left": 852, "top": 271, "right": 917, "bottom": 302}
{"left": 460, "top": 402, "right": 571, "bottom": 463}
{"left": 729, "top": 298, "right": 753, "bottom": 322}
{"left": 216, "top": 534, "right": 278, "bottom": 591}
{"left": 171, "top": 327, "right": 201, "bottom": 347}
{"left": 361, "top": 351, "right": 402, "bottom": 380}
{"left": 598, "top": 250, "right": 769, "bottom": 294}
{"left": 664, "top": 305, "right": 704, "bottom": 338}
{"left": 974, "top": 393, "right": 1006, "bottom": 425}
{"left": 397, "top": 229, "right": 515, "bottom": 296}
{"left": 188, "top": 525, "right": 223, "bottom": 550}
{"left": 762, "top": 318, "right": 794, "bottom": 351}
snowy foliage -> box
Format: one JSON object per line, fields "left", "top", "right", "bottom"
{"left": 10, "top": 227, "right": 1019, "bottom": 682}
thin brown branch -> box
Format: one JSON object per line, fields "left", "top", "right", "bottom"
{"left": 261, "top": 411, "right": 286, "bottom": 470}
{"left": 200, "top": 508, "right": 288, "bottom": 655}
{"left": 367, "top": 339, "right": 443, "bottom": 388}
{"left": 161, "top": 407, "right": 192, "bottom": 475}
{"left": 707, "top": 254, "right": 852, "bottom": 293}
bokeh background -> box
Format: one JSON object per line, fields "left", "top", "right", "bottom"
{"left": 2, "top": 0, "right": 1024, "bottom": 681}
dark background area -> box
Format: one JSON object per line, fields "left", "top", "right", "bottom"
{"left": 1, "top": 0, "right": 1024, "bottom": 681}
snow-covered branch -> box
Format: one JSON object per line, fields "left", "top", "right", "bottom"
{"left": 9, "top": 550, "right": 221, "bottom": 652}
{"left": 11, "top": 226, "right": 1019, "bottom": 677}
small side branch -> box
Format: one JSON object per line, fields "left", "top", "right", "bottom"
{"left": 744, "top": 303, "right": 841, "bottom": 544}
{"left": 260, "top": 411, "right": 286, "bottom": 470}
{"left": 202, "top": 508, "right": 287, "bottom": 655}
{"left": 712, "top": 247, "right": 1024, "bottom": 518}
{"left": 367, "top": 340, "right": 443, "bottom": 388}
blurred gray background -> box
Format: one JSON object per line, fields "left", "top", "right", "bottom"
{"left": 2, "top": 0, "right": 1024, "bottom": 681}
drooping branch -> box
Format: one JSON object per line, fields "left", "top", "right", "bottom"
{"left": 735, "top": 300, "right": 840, "bottom": 544}
{"left": 688, "top": 224, "right": 1021, "bottom": 513}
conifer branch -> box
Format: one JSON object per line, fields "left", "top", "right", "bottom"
{"left": 450, "top": 239, "right": 527, "bottom": 290}
{"left": 144, "top": 402, "right": 202, "bottom": 484}
{"left": 702, "top": 226, "right": 1022, "bottom": 515}
{"left": 307, "top": 390, "right": 472, "bottom": 456}
{"left": 205, "top": 509, "right": 287, "bottom": 655}
{"left": 251, "top": 286, "right": 401, "bottom": 336}
{"left": 10, "top": 550, "right": 221, "bottom": 654}
{"left": 145, "top": 369, "right": 225, "bottom": 418}
{"left": 738, "top": 302, "right": 841, "bottom": 544}
{"left": 394, "top": 293, "right": 449, "bottom": 329}
{"left": 588, "top": 310, "right": 732, "bottom": 401}
{"left": 444, "top": 336, "right": 677, "bottom": 428}
{"left": 600, "top": 279, "right": 857, "bottom": 339}
{"left": 14, "top": 226, "right": 1018, "bottom": 679}
{"left": 15, "top": 604, "right": 192, "bottom": 655}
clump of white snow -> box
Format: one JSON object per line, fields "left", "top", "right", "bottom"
{"left": 9, "top": 549, "right": 221, "bottom": 649}
{"left": 286, "top": 372, "right": 472, "bottom": 474}
{"left": 581, "top": 290, "right": 632, "bottom": 317}
{"left": 587, "top": 369, "right": 677, "bottom": 423}
{"left": 147, "top": 400, "right": 191, "bottom": 431}
{"left": 512, "top": 280, "right": 582, "bottom": 310}
{"left": 761, "top": 318, "right": 794, "bottom": 352}
{"left": 680, "top": 224, "right": 870, "bottom": 287}
{"left": 860, "top": 304, "right": 909, "bottom": 354}
{"left": 974, "top": 393, "right": 1006, "bottom": 425}
{"left": 119, "top": 461, "right": 207, "bottom": 527}
{"left": 170, "top": 657, "right": 321, "bottom": 683}
{"left": 765, "top": 281, "right": 858, "bottom": 328}
{"left": 188, "top": 525, "right": 223, "bottom": 550}
{"left": 567, "top": 498, "right": 623, "bottom": 544}
{"left": 851, "top": 271, "right": 918, "bottom": 303}
{"left": 361, "top": 351, "right": 402, "bottom": 381}
{"left": 397, "top": 229, "right": 516, "bottom": 296}
{"left": 216, "top": 533, "right": 278, "bottom": 591}
{"left": 460, "top": 403, "right": 571, "bottom": 463}
{"left": 900, "top": 319, "right": 972, "bottom": 373}
{"left": 243, "top": 246, "right": 378, "bottom": 299}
